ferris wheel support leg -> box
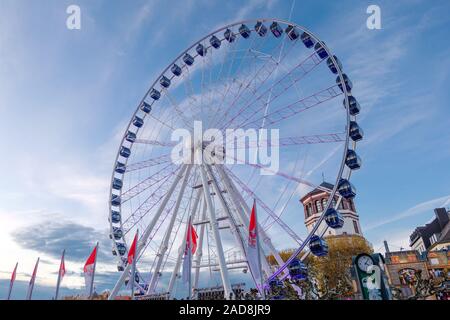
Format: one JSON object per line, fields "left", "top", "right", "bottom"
{"left": 108, "top": 165, "right": 188, "bottom": 300}
{"left": 205, "top": 164, "right": 256, "bottom": 292}
{"left": 198, "top": 161, "right": 232, "bottom": 299}
{"left": 193, "top": 197, "right": 207, "bottom": 296}
{"left": 147, "top": 165, "right": 192, "bottom": 295}
{"left": 214, "top": 165, "right": 272, "bottom": 276}
{"left": 215, "top": 165, "right": 289, "bottom": 278}
{"left": 167, "top": 188, "right": 202, "bottom": 298}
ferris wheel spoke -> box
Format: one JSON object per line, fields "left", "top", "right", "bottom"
{"left": 147, "top": 165, "right": 192, "bottom": 294}
{"left": 203, "top": 48, "right": 218, "bottom": 129}
{"left": 210, "top": 36, "right": 289, "bottom": 129}
{"left": 109, "top": 166, "right": 189, "bottom": 300}
{"left": 136, "top": 198, "right": 177, "bottom": 263}
{"left": 125, "top": 154, "right": 172, "bottom": 172}
{"left": 133, "top": 140, "right": 175, "bottom": 147}
{"left": 260, "top": 149, "right": 309, "bottom": 229}
{"left": 228, "top": 132, "right": 346, "bottom": 151}
{"left": 192, "top": 196, "right": 207, "bottom": 293}
{"left": 121, "top": 163, "right": 178, "bottom": 203}
{"left": 207, "top": 29, "right": 275, "bottom": 128}
{"left": 122, "top": 166, "right": 185, "bottom": 232}
{"left": 214, "top": 165, "right": 289, "bottom": 276}
{"left": 224, "top": 153, "right": 330, "bottom": 194}
{"left": 147, "top": 112, "right": 177, "bottom": 131}
{"left": 224, "top": 167, "right": 304, "bottom": 245}
{"left": 209, "top": 31, "right": 243, "bottom": 112}
{"left": 161, "top": 88, "right": 195, "bottom": 130}
{"left": 208, "top": 165, "right": 273, "bottom": 277}
{"left": 205, "top": 165, "right": 249, "bottom": 265}
{"left": 131, "top": 131, "right": 344, "bottom": 158}
{"left": 213, "top": 38, "right": 295, "bottom": 127}
{"left": 156, "top": 171, "right": 199, "bottom": 292}
{"left": 167, "top": 188, "right": 202, "bottom": 297}
{"left": 240, "top": 85, "right": 342, "bottom": 129}
{"left": 219, "top": 51, "right": 323, "bottom": 131}
{"left": 140, "top": 170, "right": 198, "bottom": 287}
{"left": 178, "top": 68, "right": 200, "bottom": 119}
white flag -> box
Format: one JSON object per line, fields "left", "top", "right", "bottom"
{"left": 26, "top": 258, "right": 40, "bottom": 300}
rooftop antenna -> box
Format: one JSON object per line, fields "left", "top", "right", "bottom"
{"left": 321, "top": 172, "right": 325, "bottom": 183}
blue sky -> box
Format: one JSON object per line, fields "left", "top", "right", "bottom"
{"left": 0, "top": 0, "right": 449, "bottom": 299}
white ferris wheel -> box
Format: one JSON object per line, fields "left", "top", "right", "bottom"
{"left": 107, "top": 19, "right": 363, "bottom": 300}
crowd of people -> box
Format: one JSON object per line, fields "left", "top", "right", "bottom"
{"left": 193, "top": 287, "right": 261, "bottom": 300}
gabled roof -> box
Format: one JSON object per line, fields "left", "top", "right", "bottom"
{"left": 409, "top": 208, "right": 450, "bottom": 246}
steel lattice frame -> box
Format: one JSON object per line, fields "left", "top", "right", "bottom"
{"left": 107, "top": 19, "right": 360, "bottom": 300}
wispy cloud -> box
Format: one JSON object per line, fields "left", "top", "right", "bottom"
{"left": 365, "top": 194, "right": 450, "bottom": 231}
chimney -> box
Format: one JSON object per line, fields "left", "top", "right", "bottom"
{"left": 383, "top": 240, "right": 390, "bottom": 253}
{"left": 435, "top": 208, "right": 449, "bottom": 229}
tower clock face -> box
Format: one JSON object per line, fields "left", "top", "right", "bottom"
{"left": 356, "top": 254, "right": 374, "bottom": 272}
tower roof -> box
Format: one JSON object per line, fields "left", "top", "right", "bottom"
{"left": 300, "top": 181, "right": 334, "bottom": 203}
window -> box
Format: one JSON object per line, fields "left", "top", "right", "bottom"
{"left": 430, "top": 234, "right": 439, "bottom": 245}
{"left": 321, "top": 198, "right": 327, "bottom": 210}
{"left": 331, "top": 198, "right": 337, "bottom": 209}
{"left": 306, "top": 203, "right": 312, "bottom": 217}
{"left": 353, "top": 220, "right": 359, "bottom": 234}
{"left": 429, "top": 258, "right": 439, "bottom": 265}
{"left": 349, "top": 201, "right": 355, "bottom": 211}
{"left": 315, "top": 200, "right": 322, "bottom": 212}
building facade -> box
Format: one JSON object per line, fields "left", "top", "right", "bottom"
{"left": 383, "top": 248, "right": 449, "bottom": 300}
{"left": 384, "top": 250, "right": 430, "bottom": 298}
{"left": 300, "top": 182, "right": 363, "bottom": 237}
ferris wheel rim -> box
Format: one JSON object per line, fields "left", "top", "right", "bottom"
{"left": 107, "top": 18, "right": 359, "bottom": 294}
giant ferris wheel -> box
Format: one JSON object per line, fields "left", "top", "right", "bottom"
{"left": 107, "top": 19, "right": 363, "bottom": 300}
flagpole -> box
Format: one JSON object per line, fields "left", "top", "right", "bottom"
{"left": 187, "top": 216, "right": 192, "bottom": 300}
{"left": 130, "top": 230, "right": 138, "bottom": 300}
{"left": 7, "top": 262, "right": 18, "bottom": 300}
{"left": 254, "top": 200, "right": 266, "bottom": 299}
{"left": 26, "top": 257, "right": 40, "bottom": 300}
{"left": 55, "top": 249, "right": 65, "bottom": 300}
{"left": 89, "top": 242, "right": 98, "bottom": 299}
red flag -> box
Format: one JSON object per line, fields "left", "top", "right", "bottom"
{"left": 248, "top": 202, "right": 257, "bottom": 248}
{"left": 10, "top": 263, "right": 17, "bottom": 284}
{"left": 182, "top": 220, "right": 197, "bottom": 283}
{"left": 84, "top": 244, "right": 98, "bottom": 297}
{"left": 247, "top": 201, "right": 261, "bottom": 281}
{"left": 185, "top": 223, "right": 198, "bottom": 254}
{"left": 127, "top": 232, "right": 138, "bottom": 265}
{"left": 84, "top": 246, "right": 97, "bottom": 273}
{"left": 190, "top": 224, "right": 198, "bottom": 254}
